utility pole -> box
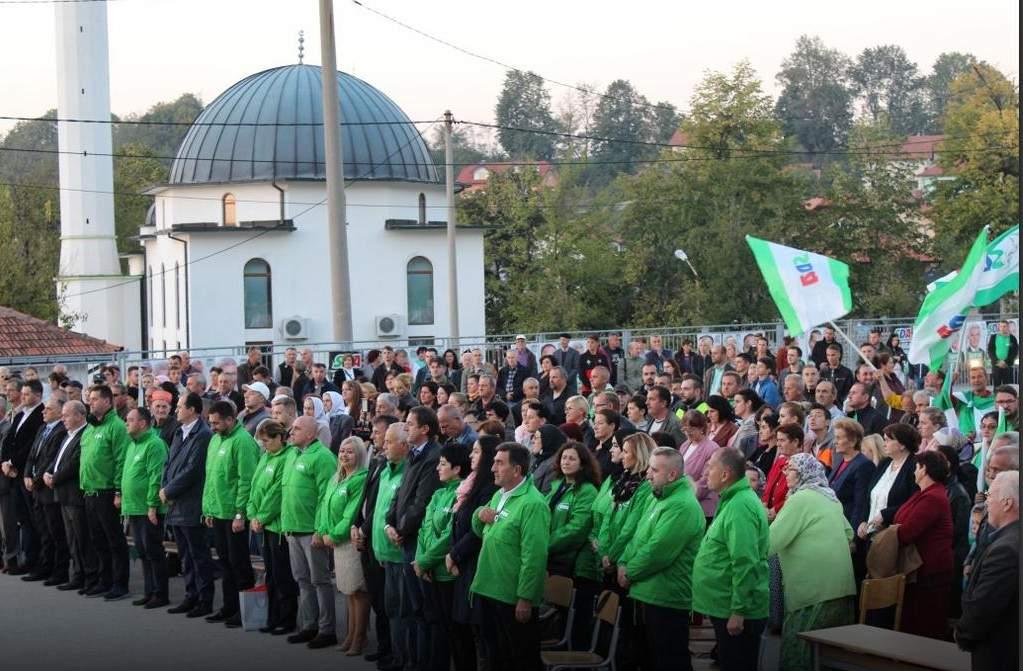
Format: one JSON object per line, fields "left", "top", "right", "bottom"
{"left": 444, "top": 110, "right": 460, "bottom": 344}
{"left": 319, "top": 0, "right": 353, "bottom": 345}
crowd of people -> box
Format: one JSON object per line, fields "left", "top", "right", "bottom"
{"left": 0, "top": 323, "right": 1019, "bottom": 671}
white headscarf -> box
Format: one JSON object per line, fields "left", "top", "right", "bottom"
{"left": 322, "top": 391, "right": 346, "bottom": 418}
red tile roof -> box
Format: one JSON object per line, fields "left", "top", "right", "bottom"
{"left": 897, "top": 135, "right": 945, "bottom": 160}
{"left": 0, "top": 306, "right": 123, "bottom": 358}
{"left": 456, "top": 161, "right": 557, "bottom": 192}
{"left": 917, "top": 164, "right": 945, "bottom": 177}
{"left": 669, "top": 129, "right": 693, "bottom": 147}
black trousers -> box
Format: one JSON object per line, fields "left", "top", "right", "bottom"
{"left": 992, "top": 365, "right": 1015, "bottom": 387}
{"left": 421, "top": 578, "right": 454, "bottom": 671}
{"left": 0, "top": 491, "right": 19, "bottom": 564}
{"left": 643, "top": 603, "right": 692, "bottom": 671}
{"left": 211, "top": 518, "right": 255, "bottom": 615}
{"left": 360, "top": 549, "right": 392, "bottom": 656}
{"left": 711, "top": 615, "right": 766, "bottom": 671}
{"left": 263, "top": 530, "right": 297, "bottom": 628}
{"left": 41, "top": 502, "right": 68, "bottom": 580}
{"left": 61, "top": 504, "right": 96, "bottom": 586}
{"left": 29, "top": 497, "right": 54, "bottom": 575}
{"left": 171, "top": 524, "right": 215, "bottom": 605}
{"left": 84, "top": 490, "right": 129, "bottom": 590}
{"left": 129, "top": 514, "right": 168, "bottom": 598}
{"left": 479, "top": 596, "right": 541, "bottom": 671}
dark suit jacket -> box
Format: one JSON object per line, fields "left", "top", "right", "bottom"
{"left": 356, "top": 454, "right": 389, "bottom": 546}
{"left": 702, "top": 364, "right": 734, "bottom": 396}
{"left": 161, "top": 419, "right": 213, "bottom": 527}
{"left": 865, "top": 455, "right": 919, "bottom": 526}
{"left": 277, "top": 362, "right": 295, "bottom": 389}
{"left": 25, "top": 422, "right": 67, "bottom": 504}
{"left": 956, "top": 520, "right": 1019, "bottom": 671}
{"left": 541, "top": 390, "right": 569, "bottom": 426}
{"left": 552, "top": 348, "right": 580, "bottom": 379}
{"left": 386, "top": 441, "right": 442, "bottom": 545}
{"left": 49, "top": 427, "right": 85, "bottom": 507}
{"left": 848, "top": 404, "right": 887, "bottom": 436}
{"left": 495, "top": 364, "right": 528, "bottom": 403}
{"left": 0, "top": 404, "right": 44, "bottom": 494}
{"left": 829, "top": 452, "right": 876, "bottom": 529}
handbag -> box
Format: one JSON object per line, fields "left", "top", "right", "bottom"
{"left": 239, "top": 584, "right": 269, "bottom": 631}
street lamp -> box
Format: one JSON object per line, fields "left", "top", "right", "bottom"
{"left": 674, "top": 249, "right": 699, "bottom": 278}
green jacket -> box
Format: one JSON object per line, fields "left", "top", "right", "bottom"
{"left": 415, "top": 479, "right": 460, "bottom": 582}
{"left": 546, "top": 479, "right": 600, "bottom": 582}
{"left": 247, "top": 447, "right": 292, "bottom": 534}
{"left": 372, "top": 460, "right": 406, "bottom": 564}
{"left": 620, "top": 477, "right": 704, "bottom": 611}
{"left": 692, "top": 478, "right": 770, "bottom": 619}
{"left": 202, "top": 423, "right": 260, "bottom": 519}
{"left": 471, "top": 478, "right": 551, "bottom": 606}
{"left": 316, "top": 468, "right": 368, "bottom": 545}
{"left": 280, "top": 440, "right": 336, "bottom": 533}
{"left": 120, "top": 428, "right": 168, "bottom": 516}
{"left": 80, "top": 410, "right": 131, "bottom": 494}
{"left": 601, "top": 479, "right": 653, "bottom": 563}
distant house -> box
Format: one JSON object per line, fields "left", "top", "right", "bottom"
{"left": 456, "top": 161, "right": 558, "bottom": 193}
{"left": 668, "top": 129, "right": 693, "bottom": 153}
{"left": 0, "top": 306, "right": 122, "bottom": 359}
{"left": 892, "top": 135, "right": 955, "bottom": 194}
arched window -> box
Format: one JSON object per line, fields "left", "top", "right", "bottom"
{"left": 243, "top": 258, "right": 273, "bottom": 329}
{"left": 418, "top": 193, "right": 426, "bottom": 225}
{"left": 160, "top": 263, "right": 167, "bottom": 328}
{"left": 223, "top": 193, "right": 237, "bottom": 226}
{"left": 406, "top": 256, "right": 434, "bottom": 325}
{"left": 147, "top": 265, "right": 153, "bottom": 326}
{"left": 174, "top": 262, "right": 181, "bottom": 328}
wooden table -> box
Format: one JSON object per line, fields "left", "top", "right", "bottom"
{"left": 799, "top": 625, "right": 971, "bottom": 671}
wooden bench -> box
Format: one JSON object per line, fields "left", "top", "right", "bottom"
{"left": 799, "top": 624, "right": 970, "bottom": 671}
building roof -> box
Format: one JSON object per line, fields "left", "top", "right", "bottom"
{"left": 455, "top": 161, "right": 556, "bottom": 191}
{"left": 668, "top": 129, "right": 693, "bottom": 147}
{"left": 897, "top": 135, "right": 945, "bottom": 160}
{"left": 0, "top": 306, "right": 122, "bottom": 358}
{"left": 170, "top": 64, "right": 439, "bottom": 186}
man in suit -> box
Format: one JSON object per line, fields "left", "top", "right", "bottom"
{"left": 160, "top": 392, "right": 216, "bottom": 618}
{"left": 44, "top": 399, "right": 96, "bottom": 592}
{"left": 956, "top": 470, "right": 1019, "bottom": 671}
{"left": 702, "top": 345, "right": 734, "bottom": 398}
{"left": 235, "top": 346, "right": 264, "bottom": 388}
{"left": 495, "top": 349, "right": 528, "bottom": 406}
{"left": 22, "top": 397, "right": 69, "bottom": 584}
{"left": 0, "top": 379, "right": 45, "bottom": 575}
{"left": 551, "top": 335, "right": 580, "bottom": 389}
{"left": 277, "top": 347, "right": 298, "bottom": 389}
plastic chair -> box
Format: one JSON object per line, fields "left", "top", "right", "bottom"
{"left": 540, "top": 575, "right": 576, "bottom": 650}
{"left": 541, "top": 590, "right": 620, "bottom": 671}
{"left": 859, "top": 573, "right": 906, "bottom": 631}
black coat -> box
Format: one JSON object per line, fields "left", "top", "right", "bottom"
{"left": 356, "top": 455, "right": 389, "bottom": 545}
{"left": 49, "top": 427, "right": 85, "bottom": 507}
{"left": 161, "top": 420, "right": 213, "bottom": 527}
{"left": 0, "top": 404, "right": 44, "bottom": 494}
{"left": 820, "top": 364, "right": 854, "bottom": 403}
{"left": 277, "top": 362, "right": 295, "bottom": 389}
{"left": 495, "top": 364, "right": 528, "bottom": 403}
{"left": 828, "top": 453, "right": 876, "bottom": 529}
{"left": 986, "top": 333, "right": 1019, "bottom": 367}
{"left": 956, "top": 520, "right": 1019, "bottom": 671}
{"left": 848, "top": 404, "right": 888, "bottom": 436}
{"left": 450, "top": 477, "right": 500, "bottom": 624}
{"left": 157, "top": 416, "right": 180, "bottom": 448}
{"left": 811, "top": 339, "right": 843, "bottom": 368}
{"left": 25, "top": 422, "right": 68, "bottom": 504}
{"left": 865, "top": 455, "right": 919, "bottom": 526}
{"left": 386, "top": 441, "right": 442, "bottom": 545}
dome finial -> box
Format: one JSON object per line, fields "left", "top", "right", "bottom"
{"left": 298, "top": 30, "right": 305, "bottom": 64}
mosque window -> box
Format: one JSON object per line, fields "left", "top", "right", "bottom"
{"left": 418, "top": 193, "right": 426, "bottom": 225}
{"left": 243, "top": 258, "right": 273, "bottom": 329}
{"left": 223, "top": 193, "right": 237, "bottom": 226}
{"left": 407, "top": 256, "right": 434, "bottom": 325}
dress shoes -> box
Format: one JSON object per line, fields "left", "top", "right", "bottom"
{"left": 223, "top": 613, "right": 243, "bottom": 628}
{"left": 44, "top": 576, "right": 68, "bottom": 587}
{"left": 258, "top": 625, "right": 276, "bottom": 634}
{"left": 132, "top": 596, "right": 152, "bottom": 607}
{"left": 85, "top": 584, "right": 111, "bottom": 598}
{"left": 22, "top": 572, "right": 49, "bottom": 582}
{"left": 185, "top": 603, "right": 213, "bottom": 619}
{"left": 364, "top": 652, "right": 386, "bottom": 662}
{"left": 167, "top": 600, "right": 197, "bottom": 614}
{"left": 286, "top": 629, "right": 317, "bottom": 644}
{"left": 307, "top": 633, "right": 338, "bottom": 649}
{"left": 103, "top": 587, "right": 130, "bottom": 601}
{"left": 57, "top": 581, "right": 83, "bottom": 592}
{"left": 271, "top": 624, "right": 296, "bottom": 636}
{"left": 6, "top": 565, "right": 31, "bottom": 576}
{"left": 204, "top": 609, "right": 230, "bottom": 623}
{"left": 144, "top": 597, "right": 170, "bottom": 610}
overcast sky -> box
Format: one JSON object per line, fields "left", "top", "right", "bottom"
{"left": 0, "top": 0, "right": 1018, "bottom": 139}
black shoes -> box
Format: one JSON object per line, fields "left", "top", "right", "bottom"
{"left": 271, "top": 624, "right": 296, "bottom": 636}
{"left": 43, "top": 576, "right": 68, "bottom": 587}
{"left": 85, "top": 584, "right": 110, "bottom": 598}
{"left": 185, "top": 603, "right": 213, "bottom": 619}
{"left": 307, "top": 633, "right": 338, "bottom": 649}
{"left": 144, "top": 597, "right": 170, "bottom": 610}
{"left": 132, "top": 596, "right": 151, "bottom": 606}
{"left": 103, "top": 587, "right": 130, "bottom": 601}
{"left": 167, "top": 600, "right": 197, "bottom": 614}
{"left": 258, "top": 625, "right": 275, "bottom": 634}
{"left": 204, "top": 609, "right": 231, "bottom": 623}
{"left": 224, "top": 613, "right": 243, "bottom": 628}
{"left": 57, "top": 581, "right": 83, "bottom": 592}
{"left": 286, "top": 629, "right": 317, "bottom": 644}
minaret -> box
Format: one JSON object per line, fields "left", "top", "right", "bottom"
{"left": 54, "top": 1, "right": 140, "bottom": 349}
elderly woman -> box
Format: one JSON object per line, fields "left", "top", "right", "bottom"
{"left": 917, "top": 407, "right": 947, "bottom": 452}
{"left": 705, "top": 395, "right": 739, "bottom": 447}
{"left": 830, "top": 418, "right": 877, "bottom": 583}
{"left": 625, "top": 395, "right": 651, "bottom": 433}
{"left": 303, "top": 395, "right": 334, "bottom": 446}
{"left": 317, "top": 436, "right": 369, "bottom": 654}
{"left": 892, "top": 450, "right": 954, "bottom": 639}
{"left": 322, "top": 391, "right": 353, "bottom": 454}
{"left": 770, "top": 453, "right": 856, "bottom": 669}
{"left": 680, "top": 409, "right": 721, "bottom": 522}
{"left": 858, "top": 424, "right": 920, "bottom": 540}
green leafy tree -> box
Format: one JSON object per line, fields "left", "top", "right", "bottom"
{"left": 774, "top": 35, "right": 854, "bottom": 160}
{"left": 850, "top": 45, "right": 928, "bottom": 135}
{"left": 649, "top": 101, "right": 682, "bottom": 145}
{"left": 113, "top": 143, "right": 166, "bottom": 251}
{"left": 924, "top": 52, "right": 977, "bottom": 132}
{"left": 494, "top": 71, "right": 557, "bottom": 159}
{"left": 113, "top": 93, "right": 203, "bottom": 158}
{"left": 588, "top": 79, "right": 656, "bottom": 183}
{"left": 0, "top": 184, "right": 61, "bottom": 320}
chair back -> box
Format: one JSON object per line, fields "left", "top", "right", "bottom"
{"left": 859, "top": 573, "right": 906, "bottom": 631}
{"left": 544, "top": 575, "right": 574, "bottom": 609}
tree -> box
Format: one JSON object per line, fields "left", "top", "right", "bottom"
{"left": 850, "top": 45, "right": 928, "bottom": 135}
{"left": 923, "top": 52, "right": 977, "bottom": 132}
{"left": 649, "top": 101, "right": 682, "bottom": 145}
{"left": 0, "top": 184, "right": 61, "bottom": 321}
{"left": 774, "top": 35, "right": 854, "bottom": 160}
{"left": 682, "top": 60, "right": 780, "bottom": 158}
{"left": 113, "top": 143, "right": 167, "bottom": 252}
{"left": 426, "top": 124, "right": 495, "bottom": 169}
{"left": 588, "top": 79, "right": 656, "bottom": 184}
{"left": 494, "top": 71, "right": 557, "bottom": 159}
{"left": 113, "top": 93, "right": 203, "bottom": 158}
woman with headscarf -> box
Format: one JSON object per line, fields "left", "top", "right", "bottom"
{"left": 303, "top": 395, "right": 334, "bottom": 446}
{"left": 322, "top": 391, "right": 353, "bottom": 454}
{"left": 530, "top": 423, "right": 566, "bottom": 494}
{"left": 769, "top": 453, "right": 856, "bottom": 670}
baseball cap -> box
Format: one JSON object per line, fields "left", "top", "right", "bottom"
{"left": 243, "top": 382, "right": 271, "bottom": 401}
{"left": 515, "top": 334, "right": 527, "bottom": 341}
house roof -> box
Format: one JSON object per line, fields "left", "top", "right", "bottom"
{"left": 917, "top": 164, "right": 945, "bottom": 177}
{"left": 668, "top": 129, "right": 693, "bottom": 147}
{"left": 0, "top": 306, "right": 123, "bottom": 358}
{"left": 897, "top": 135, "right": 945, "bottom": 160}
{"left": 455, "top": 161, "right": 556, "bottom": 188}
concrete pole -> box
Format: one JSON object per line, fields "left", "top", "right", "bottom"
{"left": 319, "top": 0, "right": 353, "bottom": 345}
{"left": 445, "top": 110, "right": 460, "bottom": 345}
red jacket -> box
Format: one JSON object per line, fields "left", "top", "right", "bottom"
{"left": 894, "top": 483, "right": 953, "bottom": 577}
{"left": 762, "top": 454, "right": 790, "bottom": 513}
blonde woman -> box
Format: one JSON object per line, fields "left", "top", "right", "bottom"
{"left": 861, "top": 434, "right": 883, "bottom": 466}
{"left": 316, "top": 436, "right": 370, "bottom": 654}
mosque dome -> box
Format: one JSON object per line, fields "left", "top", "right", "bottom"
{"left": 169, "top": 64, "right": 439, "bottom": 185}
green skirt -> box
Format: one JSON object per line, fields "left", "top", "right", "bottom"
{"left": 782, "top": 596, "right": 855, "bottom": 670}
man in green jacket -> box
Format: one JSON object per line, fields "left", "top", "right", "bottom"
{"left": 201, "top": 400, "right": 259, "bottom": 628}
{"left": 80, "top": 384, "right": 132, "bottom": 600}
{"left": 280, "top": 416, "right": 338, "bottom": 649}
{"left": 471, "top": 442, "right": 550, "bottom": 671}
{"left": 618, "top": 446, "right": 704, "bottom": 671}
{"left": 118, "top": 407, "right": 169, "bottom": 608}
{"left": 373, "top": 421, "right": 410, "bottom": 671}
{"left": 693, "top": 446, "right": 770, "bottom": 671}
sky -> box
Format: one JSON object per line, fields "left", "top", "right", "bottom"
{"left": 0, "top": 0, "right": 1018, "bottom": 139}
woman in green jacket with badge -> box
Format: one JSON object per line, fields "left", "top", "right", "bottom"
{"left": 317, "top": 436, "right": 369, "bottom": 655}
{"left": 546, "top": 441, "right": 602, "bottom": 649}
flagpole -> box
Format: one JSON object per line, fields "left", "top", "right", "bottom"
{"left": 828, "top": 321, "right": 878, "bottom": 371}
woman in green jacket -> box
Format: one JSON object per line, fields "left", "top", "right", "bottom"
{"left": 769, "top": 453, "right": 856, "bottom": 670}
{"left": 546, "top": 441, "right": 602, "bottom": 649}
{"left": 317, "top": 436, "right": 369, "bottom": 655}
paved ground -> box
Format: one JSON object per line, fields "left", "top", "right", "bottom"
{"left": 0, "top": 566, "right": 379, "bottom": 670}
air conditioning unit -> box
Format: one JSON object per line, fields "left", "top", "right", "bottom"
{"left": 280, "top": 316, "right": 309, "bottom": 340}
{"left": 375, "top": 313, "right": 405, "bottom": 338}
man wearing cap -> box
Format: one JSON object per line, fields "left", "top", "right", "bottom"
{"left": 513, "top": 336, "right": 538, "bottom": 378}
{"left": 239, "top": 382, "right": 271, "bottom": 436}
